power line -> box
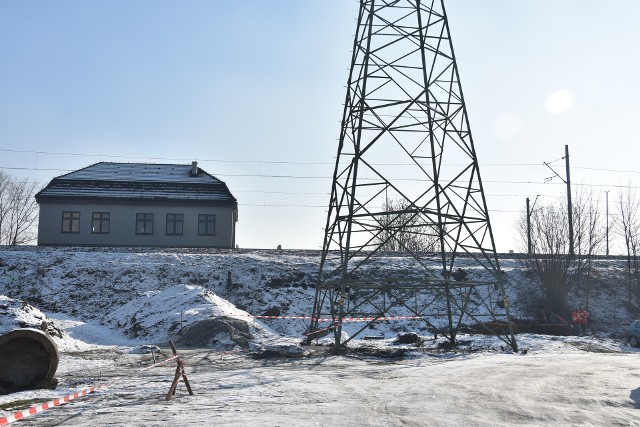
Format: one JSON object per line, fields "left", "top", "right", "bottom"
{"left": 573, "top": 166, "right": 640, "bottom": 175}
{"left": 2, "top": 147, "right": 638, "bottom": 173}
{"left": 236, "top": 190, "right": 329, "bottom": 195}
{"left": 240, "top": 203, "right": 326, "bottom": 208}
{"left": 0, "top": 149, "right": 332, "bottom": 166}
{"left": 239, "top": 203, "right": 521, "bottom": 213}
{"left": 2, "top": 164, "right": 640, "bottom": 190}
{"left": 0, "top": 166, "right": 72, "bottom": 172}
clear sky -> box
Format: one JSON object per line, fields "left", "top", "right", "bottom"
{"left": 1, "top": 1, "right": 639, "bottom": 252}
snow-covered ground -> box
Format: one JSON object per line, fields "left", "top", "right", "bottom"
{"left": 1, "top": 247, "right": 639, "bottom": 425}
{"left": 1, "top": 335, "right": 639, "bottom": 426}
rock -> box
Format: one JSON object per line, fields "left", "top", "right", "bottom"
{"left": 254, "top": 344, "right": 307, "bottom": 359}
{"left": 396, "top": 332, "right": 420, "bottom": 344}
{"left": 263, "top": 307, "right": 281, "bottom": 317}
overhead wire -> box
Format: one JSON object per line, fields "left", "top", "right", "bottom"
{"left": 1, "top": 147, "right": 638, "bottom": 173}
{"left": 2, "top": 164, "right": 638, "bottom": 190}
{"left": 2, "top": 148, "right": 640, "bottom": 212}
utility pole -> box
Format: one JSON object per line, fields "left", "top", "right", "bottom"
{"left": 526, "top": 197, "right": 531, "bottom": 254}
{"left": 605, "top": 190, "right": 610, "bottom": 256}
{"left": 526, "top": 195, "right": 540, "bottom": 255}
{"left": 565, "top": 145, "right": 574, "bottom": 256}
{"left": 543, "top": 147, "right": 574, "bottom": 256}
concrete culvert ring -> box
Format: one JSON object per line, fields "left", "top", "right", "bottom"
{"left": 0, "top": 328, "right": 59, "bottom": 394}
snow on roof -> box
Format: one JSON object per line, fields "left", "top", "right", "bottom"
{"left": 59, "top": 162, "right": 218, "bottom": 184}
{"left": 36, "top": 162, "right": 236, "bottom": 205}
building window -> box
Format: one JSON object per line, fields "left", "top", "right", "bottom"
{"left": 92, "top": 212, "right": 110, "bottom": 234}
{"left": 136, "top": 213, "right": 154, "bottom": 235}
{"left": 166, "top": 214, "right": 184, "bottom": 235}
{"left": 61, "top": 211, "right": 81, "bottom": 233}
{"left": 198, "top": 214, "right": 216, "bottom": 236}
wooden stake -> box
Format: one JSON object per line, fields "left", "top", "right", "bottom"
{"left": 165, "top": 340, "right": 194, "bottom": 400}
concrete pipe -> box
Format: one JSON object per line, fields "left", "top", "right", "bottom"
{"left": 0, "top": 328, "right": 59, "bottom": 394}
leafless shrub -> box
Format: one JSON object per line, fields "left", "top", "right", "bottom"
{"left": 615, "top": 184, "right": 640, "bottom": 303}
{"left": 516, "top": 190, "right": 603, "bottom": 315}
{"left": 0, "top": 171, "right": 40, "bottom": 245}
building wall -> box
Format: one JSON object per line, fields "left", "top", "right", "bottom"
{"left": 37, "top": 201, "right": 236, "bottom": 248}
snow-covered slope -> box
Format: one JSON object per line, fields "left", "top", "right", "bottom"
{"left": 0, "top": 247, "right": 636, "bottom": 347}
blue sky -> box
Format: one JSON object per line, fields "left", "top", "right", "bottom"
{"left": 1, "top": 1, "right": 639, "bottom": 252}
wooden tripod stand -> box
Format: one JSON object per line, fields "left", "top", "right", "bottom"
{"left": 165, "top": 340, "right": 194, "bottom": 400}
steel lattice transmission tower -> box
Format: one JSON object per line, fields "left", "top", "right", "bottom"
{"left": 305, "top": 0, "right": 518, "bottom": 351}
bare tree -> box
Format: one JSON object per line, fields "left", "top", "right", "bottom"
{"left": 572, "top": 188, "right": 605, "bottom": 309}
{"left": 0, "top": 172, "right": 10, "bottom": 240}
{"left": 616, "top": 184, "right": 640, "bottom": 304}
{"left": 0, "top": 171, "right": 40, "bottom": 245}
{"left": 375, "top": 198, "right": 440, "bottom": 252}
{"left": 517, "top": 191, "right": 603, "bottom": 315}
{"left": 519, "top": 202, "right": 574, "bottom": 315}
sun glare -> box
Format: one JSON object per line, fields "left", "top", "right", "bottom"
{"left": 546, "top": 89, "right": 576, "bottom": 114}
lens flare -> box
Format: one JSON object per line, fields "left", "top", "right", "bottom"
{"left": 546, "top": 89, "right": 576, "bottom": 114}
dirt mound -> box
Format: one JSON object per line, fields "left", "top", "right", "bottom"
{"left": 0, "top": 297, "right": 64, "bottom": 338}
{"left": 176, "top": 317, "right": 254, "bottom": 349}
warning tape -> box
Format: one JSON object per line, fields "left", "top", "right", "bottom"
{"left": 139, "top": 354, "right": 180, "bottom": 371}
{"left": 0, "top": 384, "right": 107, "bottom": 426}
{"left": 187, "top": 312, "right": 429, "bottom": 323}
{"left": 339, "top": 316, "right": 425, "bottom": 322}
{"left": 247, "top": 314, "right": 426, "bottom": 322}
{"left": 0, "top": 350, "right": 182, "bottom": 425}
{"left": 251, "top": 315, "right": 315, "bottom": 320}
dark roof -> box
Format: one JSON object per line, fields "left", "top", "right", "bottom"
{"left": 36, "top": 162, "right": 236, "bottom": 205}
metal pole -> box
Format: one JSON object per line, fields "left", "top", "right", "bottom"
{"left": 526, "top": 197, "right": 531, "bottom": 254}
{"left": 605, "top": 190, "right": 610, "bottom": 256}
{"left": 565, "top": 145, "right": 574, "bottom": 256}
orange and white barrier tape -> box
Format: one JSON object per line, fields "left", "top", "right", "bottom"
{"left": 251, "top": 315, "right": 315, "bottom": 320}
{"left": 338, "top": 316, "right": 425, "bottom": 322}
{"left": 187, "top": 311, "right": 430, "bottom": 323}
{"left": 251, "top": 314, "right": 426, "bottom": 322}
{"left": 0, "top": 384, "right": 107, "bottom": 426}
{"left": 139, "top": 354, "right": 180, "bottom": 371}
{"left": 0, "top": 351, "right": 180, "bottom": 425}
{"left": 0, "top": 345, "right": 191, "bottom": 425}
